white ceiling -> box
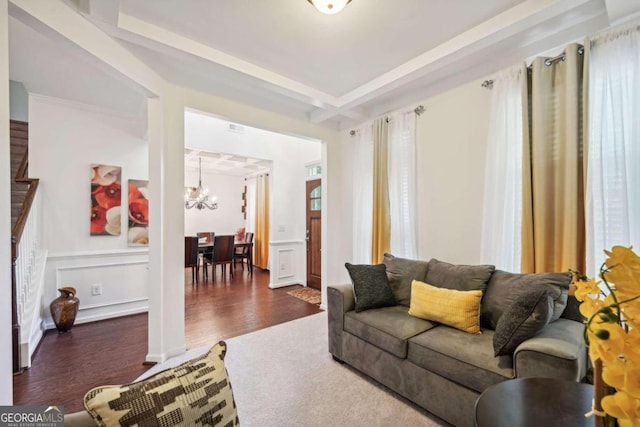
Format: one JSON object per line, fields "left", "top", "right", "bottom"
{"left": 8, "top": 0, "right": 640, "bottom": 129}
{"left": 185, "top": 148, "right": 270, "bottom": 177}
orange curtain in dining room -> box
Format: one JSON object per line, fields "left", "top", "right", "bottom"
{"left": 254, "top": 174, "right": 270, "bottom": 270}
{"left": 371, "top": 117, "right": 391, "bottom": 264}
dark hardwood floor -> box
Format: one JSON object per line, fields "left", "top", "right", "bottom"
{"left": 13, "top": 267, "right": 322, "bottom": 413}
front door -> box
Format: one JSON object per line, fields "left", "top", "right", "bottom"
{"left": 306, "top": 179, "right": 321, "bottom": 290}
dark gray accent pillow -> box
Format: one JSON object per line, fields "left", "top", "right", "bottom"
{"left": 561, "top": 295, "right": 585, "bottom": 323}
{"left": 425, "top": 259, "right": 495, "bottom": 292}
{"left": 345, "top": 263, "right": 396, "bottom": 312}
{"left": 481, "top": 270, "right": 571, "bottom": 329}
{"left": 382, "top": 253, "right": 429, "bottom": 307}
{"left": 493, "top": 289, "right": 553, "bottom": 356}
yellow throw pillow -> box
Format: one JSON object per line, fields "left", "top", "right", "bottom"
{"left": 409, "top": 280, "right": 483, "bottom": 334}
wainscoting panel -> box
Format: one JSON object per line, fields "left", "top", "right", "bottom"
{"left": 43, "top": 249, "right": 149, "bottom": 329}
{"left": 268, "top": 240, "right": 306, "bottom": 289}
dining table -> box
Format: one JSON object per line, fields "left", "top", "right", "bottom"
{"left": 197, "top": 238, "right": 253, "bottom": 276}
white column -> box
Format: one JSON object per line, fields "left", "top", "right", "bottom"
{"left": 146, "top": 87, "right": 186, "bottom": 363}
{"left": 0, "top": 0, "right": 14, "bottom": 404}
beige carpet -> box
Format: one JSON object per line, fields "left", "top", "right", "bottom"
{"left": 146, "top": 312, "right": 448, "bottom": 426}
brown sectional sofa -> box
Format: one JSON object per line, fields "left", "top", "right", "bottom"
{"left": 328, "top": 255, "right": 587, "bottom": 427}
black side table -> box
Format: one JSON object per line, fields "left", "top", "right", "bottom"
{"left": 474, "top": 377, "right": 594, "bottom": 427}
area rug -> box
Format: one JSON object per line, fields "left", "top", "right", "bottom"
{"left": 144, "top": 313, "right": 447, "bottom": 427}
{"left": 286, "top": 286, "right": 321, "bottom": 305}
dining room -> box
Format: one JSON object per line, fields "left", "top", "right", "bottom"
{"left": 184, "top": 148, "right": 269, "bottom": 282}
{"left": 184, "top": 111, "right": 322, "bottom": 291}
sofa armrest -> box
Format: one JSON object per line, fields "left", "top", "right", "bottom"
{"left": 514, "top": 318, "right": 587, "bottom": 382}
{"left": 63, "top": 411, "right": 97, "bottom": 427}
{"left": 327, "top": 284, "right": 355, "bottom": 360}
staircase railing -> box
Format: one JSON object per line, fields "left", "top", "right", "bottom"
{"left": 11, "top": 146, "right": 39, "bottom": 373}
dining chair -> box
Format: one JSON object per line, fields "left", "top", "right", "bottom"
{"left": 233, "top": 232, "right": 254, "bottom": 273}
{"left": 184, "top": 236, "right": 199, "bottom": 283}
{"left": 203, "top": 235, "right": 235, "bottom": 280}
{"left": 197, "top": 232, "right": 215, "bottom": 277}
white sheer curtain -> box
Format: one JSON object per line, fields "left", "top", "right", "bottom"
{"left": 388, "top": 110, "right": 417, "bottom": 259}
{"left": 352, "top": 124, "right": 374, "bottom": 263}
{"left": 586, "top": 23, "right": 640, "bottom": 277}
{"left": 480, "top": 65, "right": 526, "bottom": 271}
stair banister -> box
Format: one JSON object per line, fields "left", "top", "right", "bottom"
{"left": 11, "top": 140, "right": 39, "bottom": 373}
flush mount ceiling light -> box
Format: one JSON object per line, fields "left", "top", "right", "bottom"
{"left": 307, "top": 0, "right": 352, "bottom": 15}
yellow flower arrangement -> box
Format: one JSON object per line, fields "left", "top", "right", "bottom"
{"left": 573, "top": 246, "right": 640, "bottom": 427}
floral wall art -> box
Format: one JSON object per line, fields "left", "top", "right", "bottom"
{"left": 90, "top": 164, "right": 122, "bottom": 236}
{"left": 128, "top": 179, "right": 149, "bottom": 246}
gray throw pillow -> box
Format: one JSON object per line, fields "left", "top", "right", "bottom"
{"left": 493, "top": 289, "right": 553, "bottom": 356}
{"left": 382, "top": 253, "right": 429, "bottom": 307}
{"left": 425, "top": 259, "right": 495, "bottom": 292}
{"left": 345, "top": 263, "right": 396, "bottom": 312}
{"left": 481, "top": 270, "right": 571, "bottom": 329}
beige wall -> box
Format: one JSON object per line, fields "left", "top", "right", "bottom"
{"left": 338, "top": 78, "right": 492, "bottom": 270}
{"left": 416, "top": 79, "right": 491, "bottom": 264}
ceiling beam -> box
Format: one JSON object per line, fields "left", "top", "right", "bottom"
{"left": 310, "top": 0, "right": 608, "bottom": 124}
{"left": 309, "top": 105, "right": 368, "bottom": 125}
{"left": 9, "top": 0, "right": 164, "bottom": 98}
{"left": 116, "top": 12, "right": 340, "bottom": 109}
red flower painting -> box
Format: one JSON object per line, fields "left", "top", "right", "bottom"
{"left": 128, "top": 179, "right": 149, "bottom": 246}
{"left": 91, "top": 164, "right": 121, "bottom": 236}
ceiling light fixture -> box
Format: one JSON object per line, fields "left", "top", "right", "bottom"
{"left": 185, "top": 157, "right": 218, "bottom": 210}
{"left": 307, "top": 0, "right": 351, "bottom": 15}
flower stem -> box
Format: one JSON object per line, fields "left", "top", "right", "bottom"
{"left": 594, "top": 358, "right": 605, "bottom": 427}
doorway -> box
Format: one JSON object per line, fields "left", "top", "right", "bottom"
{"left": 306, "top": 179, "right": 321, "bottom": 289}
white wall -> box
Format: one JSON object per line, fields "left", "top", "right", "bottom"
{"left": 338, "top": 79, "right": 491, "bottom": 269}
{"left": 1, "top": 0, "right": 13, "bottom": 404}
{"left": 29, "top": 95, "right": 150, "bottom": 327}
{"left": 184, "top": 171, "right": 247, "bottom": 236}
{"left": 185, "top": 111, "right": 321, "bottom": 288}
{"left": 9, "top": 80, "right": 28, "bottom": 121}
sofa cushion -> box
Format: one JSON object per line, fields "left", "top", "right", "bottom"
{"left": 344, "top": 305, "right": 437, "bottom": 358}
{"left": 425, "top": 259, "right": 495, "bottom": 292}
{"left": 382, "top": 253, "right": 429, "bottom": 306}
{"left": 481, "top": 270, "right": 571, "bottom": 329}
{"left": 408, "top": 280, "right": 483, "bottom": 334}
{"left": 84, "top": 342, "right": 239, "bottom": 427}
{"left": 408, "top": 327, "right": 514, "bottom": 393}
{"left": 493, "top": 289, "right": 554, "bottom": 356}
{"left": 345, "top": 263, "right": 396, "bottom": 312}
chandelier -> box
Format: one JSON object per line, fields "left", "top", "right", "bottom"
{"left": 185, "top": 157, "right": 218, "bottom": 210}
{"left": 307, "top": 0, "right": 351, "bottom": 14}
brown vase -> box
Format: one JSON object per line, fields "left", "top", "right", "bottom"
{"left": 50, "top": 287, "right": 80, "bottom": 333}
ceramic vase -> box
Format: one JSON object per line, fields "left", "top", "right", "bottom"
{"left": 50, "top": 287, "right": 80, "bottom": 333}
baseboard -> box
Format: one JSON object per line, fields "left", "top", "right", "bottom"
{"left": 20, "top": 326, "right": 43, "bottom": 369}
{"left": 268, "top": 280, "right": 302, "bottom": 289}
{"left": 145, "top": 344, "right": 187, "bottom": 365}
{"left": 44, "top": 305, "right": 148, "bottom": 330}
